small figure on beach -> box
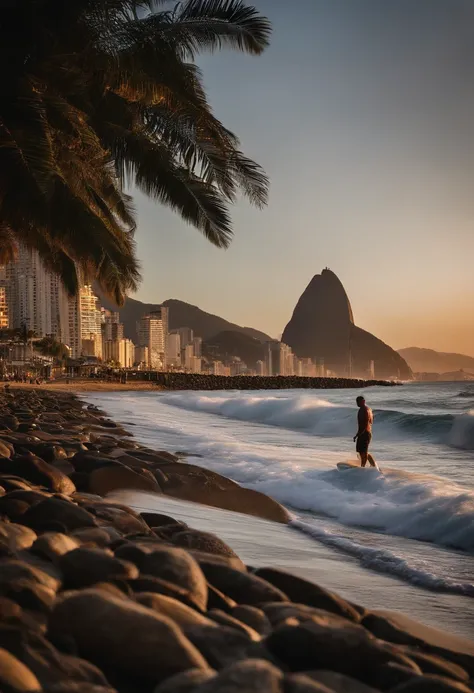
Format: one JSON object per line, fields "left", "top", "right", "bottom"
{"left": 353, "top": 395, "right": 376, "bottom": 467}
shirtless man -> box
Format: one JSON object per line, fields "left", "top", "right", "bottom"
{"left": 353, "top": 396, "right": 375, "bottom": 467}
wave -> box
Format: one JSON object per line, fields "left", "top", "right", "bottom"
{"left": 457, "top": 390, "right": 474, "bottom": 399}
{"left": 248, "top": 466, "right": 474, "bottom": 553}
{"left": 291, "top": 521, "right": 474, "bottom": 596}
{"left": 160, "top": 392, "right": 474, "bottom": 450}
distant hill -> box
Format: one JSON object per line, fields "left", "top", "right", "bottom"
{"left": 203, "top": 331, "right": 265, "bottom": 369}
{"left": 99, "top": 296, "right": 271, "bottom": 344}
{"left": 398, "top": 347, "right": 474, "bottom": 374}
{"left": 282, "top": 269, "right": 412, "bottom": 379}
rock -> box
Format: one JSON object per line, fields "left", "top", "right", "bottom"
{"left": 206, "top": 584, "right": 236, "bottom": 612}
{"left": 89, "top": 464, "right": 162, "bottom": 496}
{"left": 20, "top": 498, "right": 98, "bottom": 532}
{"left": 18, "top": 444, "right": 68, "bottom": 464}
{"left": 231, "top": 605, "right": 272, "bottom": 636}
{"left": 262, "top": 603, "right": 356, "bottom": 629}
{"left": 305, "top": 670, "right": 380, "bottom": 692}
{"left": 0, "top": 415, "right": 19, "bottom": 430}
{"left": 0, "top": 440, "right": 13, "bottom": 458}
{"left": 255, "top": 568, "right": 360, "bottom": 621}
{"left": 32, "top": 533, "right": 81, "bottom": 561}
{"left": 362, "top": 612, "right": 474, "bottom": 677}
{"left": 0, "top": 626, "right": 111, "bottom": 687}
{"left": 183, "top": 659, "right": 283, "bottom": 693}
{"left": 0, "top": 456, "right": 75, "bottom": 495}
{"left": 135, "top": 593, "right": 215, "bottom": 629}
{"left": 265, "top": 620, "right": 421, "bottom": 680}
{"left": 0, "top": 646, "right": 41, "bottom": 691}
{"left": 284, "top": 673, "right": 336, "bottom": 692}
{"left": 0, "top": 521, "right": 36, "bottom": 551}
{"left": 71, "top": 528, "right": 116, "bottom": 547}
{"left": 388, "top": 676, "right": 473, "bottom": 692}
{"left": 171, "top": 530, "right": 240, "bottom": 560}
{"left": 58, "top": 548, "right": 138, "bottom": 588}
{"left": 185, "top": 625, "right": 259, "bottom": 670}
{"left": 82, "top": 501, "right": 152, "bottom": 535}
{"left": 70, "top": 453, "right": 114, "bottom": 475}
{"left": 128, "top": 576, "right": 206, "bottom": 613}
{"left": 188, "top": 550, "right": 246, "bottom": 573}
{"left": 0, "top": 559, "right": 60, "bottom": 594}
{"left": 140, "top": 512, "right": 184, "bottom": 529}
{"left": 400, "top": 649, "right": 469, "bottom": 683}
{"left": 207, "top": 609, "right": 261, "bottom": 641}
{"left": 141, "top": 547, "right": 208, "bottom": 611}
{"left": 199, "top": 563, "right": 287, "bottom": 606}
{"left": 153, "top": 668, "right": 216, "bottom": 693}
{"left": 0, "top": 477, "right": 35, "bottom": 492}
{"left": 48, "top": 588, "right": 209, "bottom": 683}
{"left": 40, "top": 685, "right": 116, "bottom": 693}
{"left": 156, "top": 463, "right": 290, "bottom": 523}
{"left": 281, "top": 268, "right": 412, "bottom": 380}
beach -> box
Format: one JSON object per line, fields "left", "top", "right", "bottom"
{"left": 0, "top": 386, "right": 472, "bottom": 693}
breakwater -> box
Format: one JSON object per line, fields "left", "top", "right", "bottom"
{"left": 0, "top": 388, "right": 471, "bottom": 693}
{"left": 129, "top": 372, "right": 399, "bottom": 390}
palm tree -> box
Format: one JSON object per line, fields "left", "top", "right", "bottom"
{"left": 0, "top": 0, "right": 271, "bottom": 303}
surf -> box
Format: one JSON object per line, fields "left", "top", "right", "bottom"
{"left": 159, "top": 391, "right": 474, "bottom": 450}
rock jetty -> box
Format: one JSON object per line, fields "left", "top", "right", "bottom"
{"left": 0, "top": 388, "right": 472, "bottom": 693}
{"left": 147, "top": 373, "right": 399, "bottom": 390}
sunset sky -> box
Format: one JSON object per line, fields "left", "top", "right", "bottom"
{"left": 132, "top": 0, "right": 474, "bottom": 356}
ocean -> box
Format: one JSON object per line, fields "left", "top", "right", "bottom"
{"left": 85, "top": 381, "right": 474, "bottom": 638}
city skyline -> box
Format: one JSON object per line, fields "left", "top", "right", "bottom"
{"left": 130, "top": 0, "right": 474, "bottom": 357}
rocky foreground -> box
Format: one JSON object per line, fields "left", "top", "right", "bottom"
{"left": 0, "top": 389, "right": 472, "bottom": 693}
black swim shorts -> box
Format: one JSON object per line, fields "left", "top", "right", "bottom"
{"left": 356, "top": 431, "right": 372, "bottom": 454}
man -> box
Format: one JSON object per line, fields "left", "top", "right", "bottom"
{"left": 353, "top": 396, "right": 375, "bottom": 467}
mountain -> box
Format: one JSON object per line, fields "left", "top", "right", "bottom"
{"left": 99, "top": 296, "right": 271, "bottom": 345}
{"left": 203, "top": 331, "right": 265, "bottom": 369}
{"left": 398, "top": 347, "right": 474, "bottom": 374}
{"left": 282, "top": 268, "right": 412, "bottom": 380}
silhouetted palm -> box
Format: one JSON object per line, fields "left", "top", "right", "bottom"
{"left": 0, "top": 0, "right": 270, "bottom": 303}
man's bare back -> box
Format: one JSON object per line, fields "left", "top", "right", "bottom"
{"left": 354, "top": 396, "right": 375, "bottom": 467}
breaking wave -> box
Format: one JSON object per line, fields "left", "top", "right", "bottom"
{"left": 291, "top": 520, "right": 474, "bottom": 595}
{"left": 160, "top": 392, "right": 474, "bottom": 450}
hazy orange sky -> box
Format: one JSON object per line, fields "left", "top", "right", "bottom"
{"left": 132, "top": 0, "right": 474, "bottom": 356}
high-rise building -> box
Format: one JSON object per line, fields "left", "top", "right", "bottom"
{"left": 79, "top": 285, "right": 102, "bottom": 358}
{"left": 67, "top": 294, "right": 81, "bottom": 359}
{"left": 176, "top": 327, "right": 193, "bottom": 347}
{"left": 166, "top": 332, "right": 181, "bottom": 367}
{"left": 256, "top": 360, "right": 265, "bottom": 376}
{"left": 101, "top": 309, "right": 124, "bottom": 342}
{"left": 134, "top": 345, "right": 149, "bottom": 367}
{"left": 5, "top": 246, "right": 70, "bottom": 340}
{"left": 183, "top": 343, "right": 194, "bottom": 371}
{"left": 192, "top": 336, "right": 202, "bottom": 358}
{"left": 136, "top": 306, "right": 168, "bottom": 369}
{"left": 0, "top": 266, "right": 8, "bottom": 330}
{"left": 265, "top": 341, "right": 293, "bottom": 376}
{"left": 103, "top": 338, "right": 135, "bottom": 368}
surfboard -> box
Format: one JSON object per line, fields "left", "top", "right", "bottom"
{"left": 337, "top": 455, "right": 381, "bottom": 472}
{"left": 337, "top": 461, "right": 360, "bottom": 471}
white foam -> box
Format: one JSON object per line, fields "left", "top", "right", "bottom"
{"left": 160, "top": 391, "right": 474, "bottom": 449}
{"left": 84, "top": 391, "right": 474, "bottom": 589}
{"left": 291, "top": 520, "right": 474, "bottom": 596}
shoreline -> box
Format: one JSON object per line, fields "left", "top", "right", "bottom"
{"left": 0, "top": 387, "right": 472, "bottom": 693}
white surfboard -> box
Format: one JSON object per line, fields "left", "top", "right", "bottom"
{"left": 337, "top": 455, "right": 380, "bottom": 472}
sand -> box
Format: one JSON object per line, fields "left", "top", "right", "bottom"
{"left": 4, "top": 380, "right": 162, "bottom": 392}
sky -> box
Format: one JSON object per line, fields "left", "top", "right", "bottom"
{"left": 132, "top": 0, "right": 474, "bottom": 356}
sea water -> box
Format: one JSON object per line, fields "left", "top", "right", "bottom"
{"left": 85, "top": 382, "right": 474, "bottom": 634}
